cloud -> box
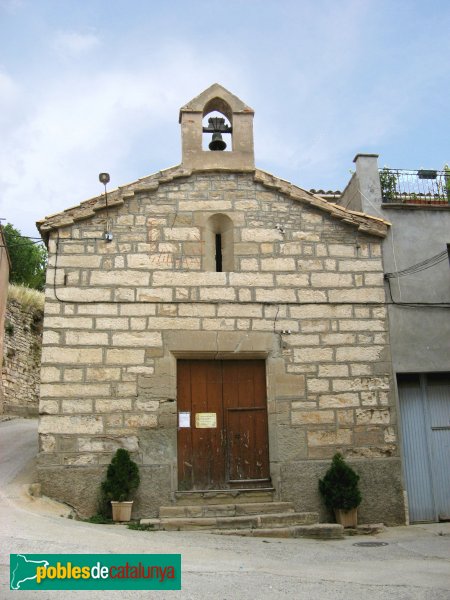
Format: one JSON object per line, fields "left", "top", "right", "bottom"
{"left": 53, "top": 31, "right": 101, "bottom": 58}
{"left": 0, "top": 0, "right": 25, "bottom": 12}
{"left": 0, "top": 69, "right": 19, "bottom": 105}
{"left": 1, "top": 0, "right": 449, "bottom": 236}
{"left": 0, "top": 41, "right": 247, "bottom": 236}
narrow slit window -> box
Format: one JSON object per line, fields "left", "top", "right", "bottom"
{"left": 215, "top": 234, "right": 223, "bottom": 272}
{"left": 204, "top": 214, "right": 234, "bottom": 272}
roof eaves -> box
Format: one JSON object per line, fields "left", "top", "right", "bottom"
{"left": 36, "top": 165, "right": 191, "bottom": 243}
{"left": 253, "top": 168, "right": 390, "bottom": 237}
{"left": 37, "top": 164, "right": 390, "bottom": 243}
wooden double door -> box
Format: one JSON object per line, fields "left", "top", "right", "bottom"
{"left": 177, "top": 360, "right": 270, "bottom": 490}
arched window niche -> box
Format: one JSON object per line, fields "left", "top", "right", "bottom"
{"left": 202, "top": 97, "right": 233, "bottom": 152}
{"left": 204, "top": 214, "right": 234, "bottom": 272}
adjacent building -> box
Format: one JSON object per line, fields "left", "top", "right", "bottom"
{"left": 339, "top": 156, "right": 450, "bottom": 522}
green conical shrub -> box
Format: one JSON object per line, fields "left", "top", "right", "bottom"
{"left": 100, "top": 449, "right": 140, "bottom": 515}
{"left": 319, "top": 453, "right": 361, "bottom": 511}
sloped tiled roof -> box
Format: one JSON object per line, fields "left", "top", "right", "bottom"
{"left": 36, "top": 165, "right": 390, "bottom": 243}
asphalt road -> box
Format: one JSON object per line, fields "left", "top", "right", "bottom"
{"left": 0, "top": 417, "right": 449, "bottom": 599}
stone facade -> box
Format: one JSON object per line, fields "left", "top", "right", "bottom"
{"left": 2, "top": 297, "right": 43, "bottom": 416}
{"left": 36, "top": 85, "right": 406, "bottom": 524}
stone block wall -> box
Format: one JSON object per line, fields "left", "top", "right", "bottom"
{"left": 0, "top": 230, "right": 10, "bottom": 408}
{"left": 38, "top": 171, "right": 405, "bottom": 522}
{"left": 2, "top": 298, "right": 43, "bottom": 416}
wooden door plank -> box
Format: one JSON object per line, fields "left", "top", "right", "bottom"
{"left": 178, "top": 360, "right": 226, "bottom": 489}
{"left": 178, "top": 359, "right": 270, "bottom": 490}
{"left": 194, "top": 360, "right": 223, "bottom": 488}
{"left": 223, "top": 360, "right": 270, "bottom": 482}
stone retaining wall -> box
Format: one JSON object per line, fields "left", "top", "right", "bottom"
{"left": 2, "top": 298, "right": 43, "bottom": 416}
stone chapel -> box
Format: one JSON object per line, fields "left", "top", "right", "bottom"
{"left": 36, "top": 84, "right": 406, "bottom": 526}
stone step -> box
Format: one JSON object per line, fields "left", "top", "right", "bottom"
{"left": 159, "top": 501, "right": 295, "bottom": 518}
{"left": 141, "top": 511, "right": 319, "bottom": 532}
{"left": 213, "top": 524, "right": 345, "bottom": 540}
{"left": 174, "top": 488, "right": 275, "bottom": 506}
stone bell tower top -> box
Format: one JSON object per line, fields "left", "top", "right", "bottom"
{"left": 179, "top": 83, "right": 255, "bottom": 171}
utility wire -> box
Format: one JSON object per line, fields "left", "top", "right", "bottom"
{"left": 0, "top": 240, "right": 45, "bottom": 248}
{"left": 50, "top": 232, "right": 450, "bottom": 308}
{"left": 385, "top": 250, "right": 448, "bottom": 279}
{"left": 385, "top": 277, "right": 450, "bottom": 308}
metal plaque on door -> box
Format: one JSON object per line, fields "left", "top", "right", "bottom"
{"left": 195, "top": 412, "right": 217, "bottom": 428}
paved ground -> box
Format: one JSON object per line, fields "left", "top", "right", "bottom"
{"left": 1, "top": 417, "right": 449, "bottom": 599}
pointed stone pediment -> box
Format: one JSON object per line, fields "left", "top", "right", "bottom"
{"left": 179, "top": 83, "right": 254, "bottom": 121}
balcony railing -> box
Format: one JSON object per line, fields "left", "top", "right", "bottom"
{"left": 379, "top": 168, "right": 450, "bottom": 205}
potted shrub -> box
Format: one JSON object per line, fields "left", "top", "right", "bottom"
{"left": 319, "top": 453, "right": 361, "bottom": 528}
{"left": 101, "top": 448, "right": 140, "bottom": 522}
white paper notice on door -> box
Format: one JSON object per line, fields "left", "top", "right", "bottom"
{"left": 178, "top": 412, "right": 191, "bottom": 428}
{"left": 195, "top": 412, "right": 217, "bottom": 428}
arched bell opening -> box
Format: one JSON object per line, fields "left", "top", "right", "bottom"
{"left": 202, "top": 97, "right": 233, "bottom": 152}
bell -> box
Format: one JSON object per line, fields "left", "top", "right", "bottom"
{"left": 209, "top": 132, "right": 227, "bottom": 151}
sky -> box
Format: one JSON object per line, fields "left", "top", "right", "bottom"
{"left": 0, "top": 0, "right": 449, "bottom": 239}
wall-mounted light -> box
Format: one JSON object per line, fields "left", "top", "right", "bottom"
{"left": 99, "top": 173, "right": 110, "bottom": 185}
{"left": 99, "top": 172, "right": 112, "bottom": 242}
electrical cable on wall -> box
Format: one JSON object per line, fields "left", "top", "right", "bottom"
{"left": 51, "top": 232, "right": 450, "bottom": 308}
{"left": 384, "top": 277, "right": 450, "bottom": 308}
{"left": 52, "top": 232, "right": 388, "bottom": 307}
{"left": 384, "top": 248, "right": 450, "bottom": 307}
{"left": 384, "top": 250, "right": 448, "bottom": 278}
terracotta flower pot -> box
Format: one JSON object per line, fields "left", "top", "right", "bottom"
{"left": 111, "top": 501, "right": 133, "bottom": 522}
{"left": 334, "top": 507, "right": 358, "bottom": 528}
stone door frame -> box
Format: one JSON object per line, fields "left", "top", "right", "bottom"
{"left": 156, "top": 330, "right": 284, "bottom": 498}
